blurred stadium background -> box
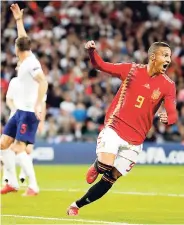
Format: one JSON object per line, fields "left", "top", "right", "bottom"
{"left": 1, "top": 1, "right": 184, "bottom": 224}
{"left": 1, "top": 1, "right": 184, "bottom": 143}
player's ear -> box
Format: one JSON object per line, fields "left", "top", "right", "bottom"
{"left": 150, "top": 53, "right": 155, "bottom": 62}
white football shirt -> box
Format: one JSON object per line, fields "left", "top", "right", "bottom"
{"left": 6, "top": 76, "right": 47, "bottom": 118}
{"left": 14, "top": 52, "right": 43, "bottom": 112}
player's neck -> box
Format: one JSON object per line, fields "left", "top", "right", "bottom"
{"left": 147, "top": 63, "right": 160, "bottom": 77}
{"left": 18, "top": 51, "right": 32, "bottom": 63}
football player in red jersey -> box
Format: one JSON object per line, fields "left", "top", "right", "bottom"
{"left": 67, "top": 41, "right": 177, "bottom": 216}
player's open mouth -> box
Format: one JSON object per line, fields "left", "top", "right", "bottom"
{"left": 162, "top": 63, "right": 169, "bottom": 70}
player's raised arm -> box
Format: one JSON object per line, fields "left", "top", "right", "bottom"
{"left": 162, "top": 83, "right": 178, "bottom": 125}
{"left": 85, "top": 41, "right": 131, "bottom": 80}
{"left": 10, "top": 3, "right": 27, "bottom": 37}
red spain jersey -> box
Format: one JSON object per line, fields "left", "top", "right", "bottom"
{"left": 89, "top": 50, "right": 177, "bottom": 145}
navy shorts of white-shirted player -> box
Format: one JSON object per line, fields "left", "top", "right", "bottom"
{"left": 3, "top": 110, "right": 39, "bottom": 144}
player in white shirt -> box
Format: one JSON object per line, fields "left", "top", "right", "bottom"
{"left": 2, "top": 68, "right": 46, "bottom": 186}
{"left": 0, "top": 4, "right": 48, "bottom": 196}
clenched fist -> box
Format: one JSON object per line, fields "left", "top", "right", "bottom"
{"left": 158, "top": 112, "right": 168, "bottom": 124}
{"left": 85, "top": 41, "right": 96, "bottom": 50}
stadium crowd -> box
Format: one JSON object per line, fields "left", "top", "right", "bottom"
{"left": 1, "top": 1, "right": 184, "bottom": 144}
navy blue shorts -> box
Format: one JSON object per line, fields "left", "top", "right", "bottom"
{"left": 3, "top": 110, "right": 39, "bottom": 144}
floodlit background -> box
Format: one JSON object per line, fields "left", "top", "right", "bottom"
{"left": 1, "top": 1, "right": 184, "bottom": 224}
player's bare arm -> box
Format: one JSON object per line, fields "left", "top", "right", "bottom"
{"left": 6, "top": 98, "right": 16, "bottom": 113}
{"left": 37, "top": 101, "right": 46, "bottom": 134}
{"left": 85, "top": 40, "right": 131, "bottom": 79}
{"left": 40, "top": 101, "right": 46, "bottom": 122}
{"left": 33, "top": 73, "right": 48, "bottom": 120}
{"left": 10, "top": 3, "right": 27, "bottom": 37}
{"left": 6, "top": 78, "right": 17, "bottom": 114}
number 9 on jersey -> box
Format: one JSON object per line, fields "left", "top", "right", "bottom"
{"left": 135, "top": 95, "right": 145, "bottom": 108}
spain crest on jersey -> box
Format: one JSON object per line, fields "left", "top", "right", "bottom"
{"left": 151, "top": 88, "right": 161, "bottom": 100}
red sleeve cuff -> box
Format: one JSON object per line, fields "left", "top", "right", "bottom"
{"left": 167, "top": 114, "right": 178, "bottom": 125}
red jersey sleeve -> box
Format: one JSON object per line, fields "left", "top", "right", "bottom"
{"left": 88, "top": 49, "right": 132, "bottom": 80}
{"left": 164, "top": 83, "right": 177, "bottom": 125}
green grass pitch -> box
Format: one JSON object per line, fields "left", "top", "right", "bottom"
{"left": 1, "top": 165, "right": 184, "bottom": 224}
